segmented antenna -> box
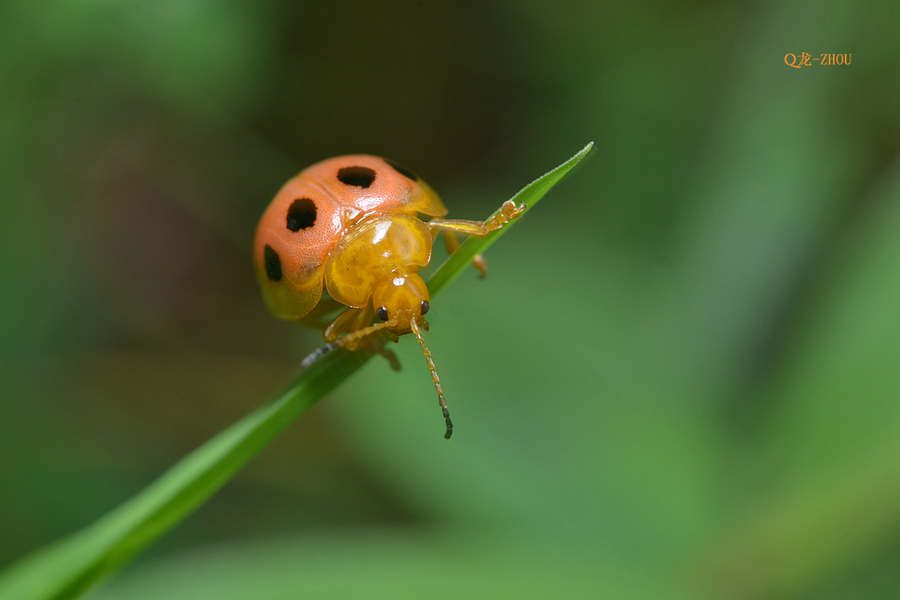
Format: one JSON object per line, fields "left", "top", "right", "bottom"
{"left": 300, "top": 342, "right": 338, "bottom": 369}
{"left": 301, "top": 321, "right": 390, "bottom": 369}
{"left": 336, "top": 321, "right": 389, "bottom": 349}
{"left": 410, "top": 319, "right": 453, "bottom": 439}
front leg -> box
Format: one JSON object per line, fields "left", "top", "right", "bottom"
{"left": 427, "top": 199, "right": 525, "bottom": 237}
{"left": 428, "top": 200, "right": 525, "bottom": 278}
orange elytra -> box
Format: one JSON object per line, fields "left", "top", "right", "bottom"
{"left": 253, "top": 155, "right": 524, "bottom": 439}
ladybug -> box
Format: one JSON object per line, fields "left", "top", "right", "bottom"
{"left": 254, "top": 155, "right": 524, "bottom": 439}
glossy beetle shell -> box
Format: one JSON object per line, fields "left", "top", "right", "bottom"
{"left": 253, "top": 155, "right": 447, "bottom": 320}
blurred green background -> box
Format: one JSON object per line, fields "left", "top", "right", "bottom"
{"left": 2, "top": 0, "right": 899, "bottom": 598}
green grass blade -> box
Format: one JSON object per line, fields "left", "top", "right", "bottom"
{"left": 0, "top": 142, "right": 593, "bottom": 600}
{"left": 0, "top": 347, "right": 369, "bottom": 600}
{"left": 428, "top": 142, "right": 594, "bottom": 295}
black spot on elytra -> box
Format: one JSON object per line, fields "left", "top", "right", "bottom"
{"left": 286, "top": 197, "right": 317, "bottom": 231}
{"left": 385, "top": 158, "right": 418, "bottom": 181}
{"left": 264, "top": 245, "right": 283, "bottom": 282}
{"left": 337, "top": 166, "right": 376, "bottom": 188}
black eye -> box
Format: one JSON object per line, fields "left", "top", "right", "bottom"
{"left": 376, "top": 306, "right": 389, "bottom": 321}
{"left": 420, "top": 300, "right": 429, "bottom": 315}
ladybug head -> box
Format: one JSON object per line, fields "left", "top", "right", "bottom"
{"left": 371, "top": 271, "right": 430, "bottom": 334}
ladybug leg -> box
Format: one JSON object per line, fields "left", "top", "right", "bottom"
{"left": 442, "top": 230, "right": 488, "bottom": 278}
{"left": 483, "top": 199, "right": 527, "bottom": 230}
{"left": 428, "top": 200, "right": 525, "bottom": 278}
{"left": 427, "top": 199, "right": 525, "bottom": 237}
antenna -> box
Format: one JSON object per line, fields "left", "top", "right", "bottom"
{"left": 300, "top": 342, "right": 338, "bottom": 369}
{"left": 300, "top": 321, "right": 390, "bottom": 369}
{"left": 410, "top": 319, "right": 453, "bottom": 439}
